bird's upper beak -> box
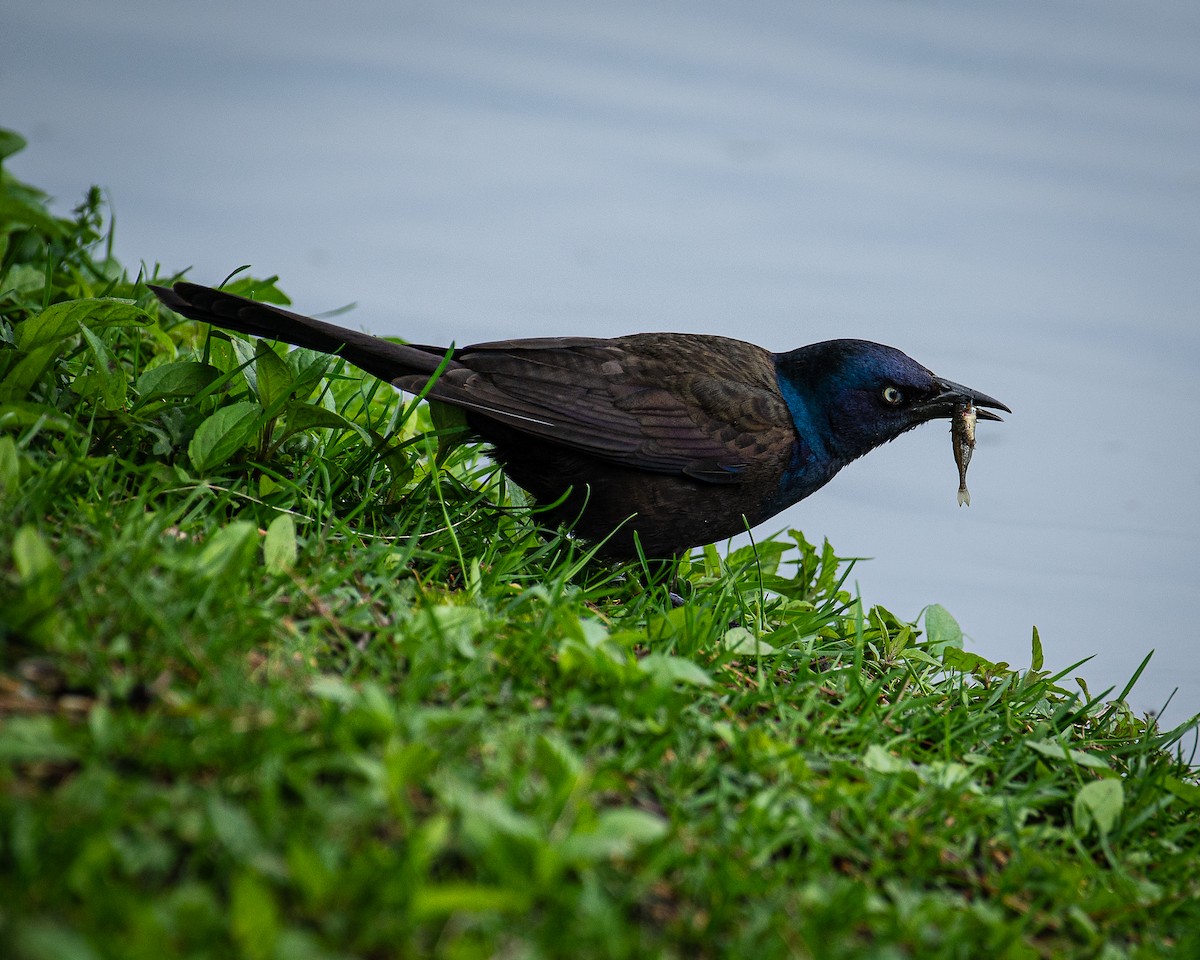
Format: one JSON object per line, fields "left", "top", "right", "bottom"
{"left": 926, "top": 377, "right": 1011, "bottom": 422}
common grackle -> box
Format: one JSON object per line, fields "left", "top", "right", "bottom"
{"left": 151, "top": 282, "right": 1009, "bottom": 559}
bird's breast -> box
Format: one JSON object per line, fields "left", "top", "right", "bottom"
{"left": 766, "top": 434, "right": 841, "bottom": 513}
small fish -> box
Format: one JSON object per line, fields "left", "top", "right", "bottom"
{"left": 952, "top": 400, "right": 977, "bottom": 506}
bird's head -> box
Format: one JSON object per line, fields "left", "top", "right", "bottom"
{"left": 775, "top": 339, "right": 1010, "bottom": 463}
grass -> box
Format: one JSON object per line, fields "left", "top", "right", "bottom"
{"left": 2, "top": 126, "right": 1199, "bottom": 959}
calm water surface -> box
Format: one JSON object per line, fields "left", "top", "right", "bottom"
{"left": 5, "top": 1, "right": 1198, "bottom": 725}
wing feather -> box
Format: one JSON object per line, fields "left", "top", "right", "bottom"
{"left": 395, "top": 334, "right": 794, "bottom": 483}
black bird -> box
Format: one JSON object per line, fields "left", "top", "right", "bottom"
{"left": 151, "top": 282, "right": 1009, "bottom": 559}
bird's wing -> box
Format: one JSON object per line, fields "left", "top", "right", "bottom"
{"left": 393, "top": 334, "right": 795, "bottom": 484}
{"left": 152, "top": 285, "right": 797, "bottom": 484}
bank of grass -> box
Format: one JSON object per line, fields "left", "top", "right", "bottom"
{"left": 2, "top": 130, "right": 1198, "bottom": 959}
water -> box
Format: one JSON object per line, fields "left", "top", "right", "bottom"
{"left": 5, "top": 1, "right": 1198, "bottom": 726}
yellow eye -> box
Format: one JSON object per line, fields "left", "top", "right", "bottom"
{"left": 881, "top": 385, "right": 904, "bottom": 406}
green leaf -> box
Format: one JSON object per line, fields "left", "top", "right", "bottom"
{"left": 263, "top": 513, "right": 297, "bottom": 573}
{"left": 0, "top": 434, "right": 20, "bottom": 496}
{"left": 1028, "top": 740, "right": 1112, "bottom": 771}
{"left": 222, "top": 275, "right": 291, "bottom": 304}
{"left": 899, "top": 648, "right": 942, "bottom": 668}
{"left": 638, "top": 654, "right": 713, "bottom": 688}
{"left": 308, "top": 674, "right": 359, "bottom": 706}
{"left": 924, "top": 604, "right": 963, "bottom": 654}
{"left": 1030, "top": 625, "right": 1044, "bottom": 671}
{"left": 12, "top": 524, "right": 57, "bottom": 583}
{"left": 283, "top": 347, "right": 332, "bottom": 397}
{"left": 188, "top": 401, "right": 263, "bottom": 472}
{"left": 0, "top": 716, "right": 76, "bottom": 762}
{"left": 135, "top": 361, "right": 220, "bottom": 404}
{"left": 593, "top": 807, "right": 668, "bottom": 846}
{"left": 535, "top": 733, "right": 584, "bottom": 789}
{"left": 227, "top": 336, "right": 260, "bottom": 395}
{"left": 1, "top": 263, "right": 48, "bottom": 297}
{"left": 280, "top": 399, "right": 356, "bottom": 437}
{"left": 0, "top": 344, "right": 61, "bottom": 403}
{"left": 942, "top": 647, "right": 1008, "bottom": 675}
{"left": 13, "top": 920, "right": 102, "bottom": 960}
{"left": 721, "top": 626, "right": 777, "bottom": 656}
{"left": 14, "top": 299, "right": 148, "bottom": 351}
{"left": 1073, "top": 778, "right": 1124, "bottom": 836}
{"left": 12, "top": 306, "right": 80, "bottom": 353}
{"left": 459, "top": 793, "right": 542, "bottom": 847}
{"left": 425, "top": 605, "right": 485, "bottom": 658}
{"left": 208, "top": 797, "right": 263, "bottom": 861}
{"left": 0, "top": 193, "right": 63, "bottom": 239}
{"left": 76, "top": 323, "right": 127, "bottom": 410}
{"left": 862, "top": 744, "right": 910, "bottom": 775}
{"left": 726, "top": 538, "right": 789, "bottom": 577}
{"left": 0, "top": 401, "right": 74, "bottom": 435}
{"left": 193, "top": 521, "right": 258, "bottom": 580}
{"left": 1163, "top": 776, "right": 1200, "bottom": 806}
{"left": 411, "top": 884, "right": 531, "bottom": 919}
{"left": 230, "top": 871, "right": 279, "bottom": 960}
{"left": 557, "top": 621, "right": 635, "bottom": 681}
{"left": 254, "top": 339, "right": 293, "bottom": 410}
{"left": 560, "top": 808, "right": 669, "bottom": 864}
{"left": 429, "top": 399, "right": 470, "bottom": 454}
{"left": 0, "top": 127, "right": 28, "bottom": 162}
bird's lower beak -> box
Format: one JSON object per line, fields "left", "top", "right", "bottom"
{"left": 928, "top": 377, "right": 1011, "bottom": 421}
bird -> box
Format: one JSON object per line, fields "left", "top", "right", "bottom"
{"left": 150, "top": 282, "right": 1009, "bottom": 560}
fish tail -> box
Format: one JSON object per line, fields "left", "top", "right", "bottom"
{"left": 957, "top": 488, "right": 971, "bottom": 507}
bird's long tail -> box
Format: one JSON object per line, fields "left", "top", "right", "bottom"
{"left": 149, "top": 282, "right": 450, "bottom": 383}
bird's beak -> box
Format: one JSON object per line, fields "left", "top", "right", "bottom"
{"left": 927, "top": 377, "right": 1012, "bottom": 421}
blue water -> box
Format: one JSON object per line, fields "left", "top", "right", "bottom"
{"left": 6, "top": 0, "right": 1198, "bottom": 727}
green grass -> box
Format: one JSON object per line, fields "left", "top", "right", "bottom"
{"left": 2, "top": 126, "right": 1199, "bottom": 959}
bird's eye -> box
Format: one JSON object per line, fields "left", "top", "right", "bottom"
{"left": 881, "top": 385, "right": 904, "bottom": 406}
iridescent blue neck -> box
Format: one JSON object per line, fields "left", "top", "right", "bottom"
{"left": 770, "top": 362, "right": 841, "bottom": 509}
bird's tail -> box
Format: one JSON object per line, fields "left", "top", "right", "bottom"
{"left": 149, "top": 282, "right": 450, "bottom": 383}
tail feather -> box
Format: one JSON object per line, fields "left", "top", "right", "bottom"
{"left": 150, "top": 282, "right": 451, "bottom": 383}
